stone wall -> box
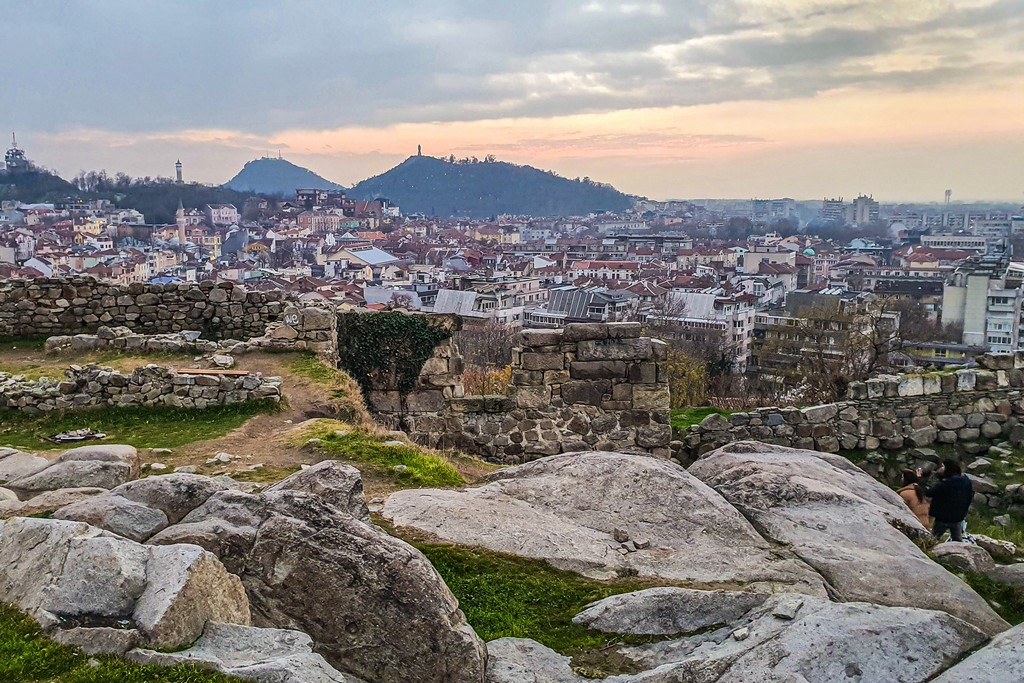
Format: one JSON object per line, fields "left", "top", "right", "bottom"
{"left": 0, "top": 277, "right": 292, "bottom": 341}
{"left": 0, "top": 364, "right": 282, "bottom": 414}
{"left": 369, "top": 322, "right": 672, "bottom": 463}
{"left": 679, "top": 354, "right": 1024, "bottom": 461}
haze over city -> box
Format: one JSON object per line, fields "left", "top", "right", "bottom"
{"left": 6, "top": 0, "right": 1024, "bottom": 201}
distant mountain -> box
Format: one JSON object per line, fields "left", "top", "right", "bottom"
{"left": 224, "top": 157, "right": 345, "bottom": 196}
{"left": 349, "top": 155, "right": 633, "bottom": 217}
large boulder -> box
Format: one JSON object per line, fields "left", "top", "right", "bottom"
{"left": 485, "top": 637, "right": 586, "bottom": 683}
{"left": 932, "top": 541, "right": 996, "bottom": 574}
{"left": 0, "top": 517, "right": 250, "bottom": 650}
{"left": 266, "top": 460, "right": 369, "bottom": 521}
{"left": 688, "top": 441, "right": 1009, "bottom": 636}
{"left": 56, "top": 444, "right": 141, "bottom": 479}
{"left": 616, "top": 594, "right": 986, "bottom": 682}
{"left": 5, "top": 459, "right": 133, "bottom": 497}
{"left": 150, "top": 489, "right": 487, "bottom": 683}
{"left": 128, "top": 622, "right": 355, "bottom": 683}
{"left": 572, "top": 587, "right": 768, "bottom": 636}
{"left": 383, "top": 452, "right": 824, "bottom": 594}
{"left": 53, "top": 494, "right": 170, "bottom": 542}
{"left": 112, "top": 473, "right": 229, "bottom": 524}
{"left": 0, "top": 487, "right": 107, "bottom": 518}
{"left": 932, "top": 621, "right": 1024, "bottom": 682}
{"left": 0, "top": 448, "right": 49, "bottom": 484}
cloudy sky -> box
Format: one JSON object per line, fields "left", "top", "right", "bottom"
{"left": 6, "top": 0, "right": 1024, "bottom": 201}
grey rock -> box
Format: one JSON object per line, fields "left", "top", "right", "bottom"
{"left": 266, "top": 460, "right": 369, "bottom": 521}
{"left": 0, "top": 486, "right": 16, "bottom": 502}
{"left": 485, "top": 637, "right": 586, "bottom": 683}
{"left": 152, "top": 490, "right": 487, "bottom": 683}
{"left": 6, "top": 460, "right": 133, "bottom": 497}
{"left": 932, "top": 621, "right": 1024, "bottom": 683}
{"left": 52, "top": 627, "right": 142, "bottom": 655}
{"left": 932, "top": 542, "right": 996, "bottom": 574}
{"left": 0, "top": 449, "right": 50, "bottom": 484}
{"left": 112, "top": 473, "right": 230, "bottom": 524}
{"left": 133, "top": 543, "right": 251, "bottom": 649}
{"left": 689, "top": 441, "right": 1009, "bottom": 637}
{"left": 0, "top": 486, "right": 107, "bottom": 518}
{"left": 54, "top": 494, "right": 170, "bottom": 542}
{"left": 383, "top": 452, "right": 824, "bottom": 593}
{"left": 572, "top": 587, "right": 767, "bottom": 636}
{"left": 57, "top": 444, "right": 141, "bottom": 479}
{"left": 46, "top": 536, "right": 149, "bottom": 618}
{"left": 127, "top": 622, "right": 354, "bottom": 683}
{"left": 618, "top": 595, "right": 986, "bottom": 683}
{"left": 985, "top": 563, "right": 1024, "bottom": 588}
{"left": 975, "top": 534, "right": 1017, "bottom": 562}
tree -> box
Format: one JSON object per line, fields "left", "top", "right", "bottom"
{"left": 753, "top": 298, "right": 902, "bottom": 403}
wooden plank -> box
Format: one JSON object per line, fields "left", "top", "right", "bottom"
{"left": 177, "top": 368, "right": 251, "bottom": 376}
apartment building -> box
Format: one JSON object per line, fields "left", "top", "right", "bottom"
{"left": 941, "top": 257, "right": 1024, "bottom": 353}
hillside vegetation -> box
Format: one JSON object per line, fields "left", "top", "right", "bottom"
{"left": 350, "top": 154, "right": 633, "bottom": 217}
{"left": 224, "top": 157, "right": 345, "bottom": 195}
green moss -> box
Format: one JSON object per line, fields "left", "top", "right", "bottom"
{"left": 670, "top": 407, "right": 731, "bottom": 430}
{"left": 417, "top": 544, "right": 665, "bottom": 675}
{"left": 296, "top": 421, "right": 464, "bottom": 488}
{"left": 337, "top": 312, "right": 452, "bottom": 395}
{"left": 0, "top": 401, "right": 278, "bottom": 451}
{"left": 0, "top": 603, "right": 243, "bottom": 682}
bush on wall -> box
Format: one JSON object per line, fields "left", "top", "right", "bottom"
{"left": 337, "top": 312, "right": 453, "bottom": 395}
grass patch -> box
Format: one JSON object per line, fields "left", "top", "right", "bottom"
{"left": 0, "top": 603, "right": 243, "bottom": 682}
{"left": 0, "top": 351, "right": 196, "bottom": 382}
{"left": 967, "top": 511, "right": 1024, "bottom": 550}
{"left": 0, "top": 401, "right": 277, "bottom": 451}
{"left": 417, "top": 544, "right": 664, "bottom": 676}
{"left": 228, "top": 465, "right": 301, "bottom": 484}
{"left": 284, "top": 353, "right": 372, "bottom": 426}
{"left": 294, "top": 420, "right": 464, "bottom": 488}
{"left": 957, "top": 571, "right": 1024, "bottom": 625}
{"left": 670, "top": 407, "right": 731, "bottom": 430}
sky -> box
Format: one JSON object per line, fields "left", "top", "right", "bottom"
{"left": 5, "top": 0, "right": 1024, "bottom": 202}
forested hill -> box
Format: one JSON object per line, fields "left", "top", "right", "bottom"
{"left": 0, "top": 169, "right": 78, "bottom": 203}
{"left": 0, "top": 168, "right": 258, "bottom": 224}
{"left": 224, "top": 157, "right": 345, "bottom": 195}
{"left": 349, "top": 155, "right": 634, "bottom": 217}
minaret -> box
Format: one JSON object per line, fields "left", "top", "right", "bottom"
{"left": 175, "top": 199, "right": 186, "bottom": 244}
{"left": 175, "top": 160, "right": 183, "bottom": 184}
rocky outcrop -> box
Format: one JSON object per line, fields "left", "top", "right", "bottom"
{"left": 151, "top": 489, "right": 486, "bottom": 683}
{"left": 572, "top": 587, "right": 768, "bottom": 636}
{"left": 128, "top": 622, "right": 356, "bottom": 683}
{"left": 688, "top": 441, "right": 1009, "bottom": 637}
{"left": 266, "top": 460, "right": 369, "bottom": 521}
{"left": 0, "top": 447, "right": 49, "bottom": 482}
{"left": 383, "top": 451, "right": 824, "bottom": 593}
{"left": 5, "top": 444, "right": 139, "bottom": 497}
{"left": 933, "top": 621, "right": 1024, "bottom": 682}
{"left": 615, "top": 594, "right": 986, "bottom": 683}
{"left": 486, "top": 637, "right": 587, "bottom": 683}
{"left": 0, "top": 517, "right": 250, "bottom": 650}
{"left": 52, "top": 461, "right": 485, "bottom": 683}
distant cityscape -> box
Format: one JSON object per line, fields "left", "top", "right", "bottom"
{"left": 3, "top": 134, "right": 1024, "bottom": 391}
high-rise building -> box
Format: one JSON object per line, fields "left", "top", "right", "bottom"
{"left": 819, "top": 197, "right": 845, "bottom": 224}
{"left": 849, "top": 195, "right": 879, "bottom": 226}
{"left": 942, "top": 256, "right": 1024, "bottom": 353}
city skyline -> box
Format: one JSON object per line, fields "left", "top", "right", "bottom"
{"left": 6, "top": 0, "right": 1024, "bottom": 202}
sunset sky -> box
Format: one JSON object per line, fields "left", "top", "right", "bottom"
{"left": 6, "top": 0, "right": 1024, "bottom": 201}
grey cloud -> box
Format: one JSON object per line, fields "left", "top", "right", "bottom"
{"left": 3, "top": 0, "right": 1021, "bottom": 136}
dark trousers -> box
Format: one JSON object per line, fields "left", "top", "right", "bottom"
{"left": 933, "top": 520, "right": 963, "bottom": 542}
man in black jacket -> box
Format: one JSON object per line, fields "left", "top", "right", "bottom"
{"left": 926, "top": 459, "right": 973, "bottom": 542}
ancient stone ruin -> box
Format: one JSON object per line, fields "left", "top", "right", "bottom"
{"left": 368, "top": 322, "right": 673, "bottom": 462}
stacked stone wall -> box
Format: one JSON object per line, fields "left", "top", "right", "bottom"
{"left": 370, "top": 322, "right": 672, "bottom": 463}
{"left": 0, "top": 364, "right": 281, "bottom": 414}
{"left": 680, "top": 354, "right": 1024, "bottom": 462}
{"left": 0, "top": 277, "right": 292, "bottom": 341}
